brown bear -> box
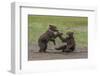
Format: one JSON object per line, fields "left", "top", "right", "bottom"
{"left": 55, "top": 32, "right": 75, "bottom": 52}
{"left": 38, "top": 25, "right": 62, "bottom": 53}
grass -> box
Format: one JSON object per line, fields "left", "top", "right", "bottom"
{"left": 28, "top": 15, "right": 88, "bottom": 48}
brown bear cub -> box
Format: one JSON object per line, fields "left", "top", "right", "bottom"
{"left": 38, "top": 25, "right": 62, "bottom": 53}
{"left": 55, "top": 32, "right": 75, "bottom": 52}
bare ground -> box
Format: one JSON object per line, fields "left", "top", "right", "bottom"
{"left": 28, "top": 45, "right": 88, "bottom": 60}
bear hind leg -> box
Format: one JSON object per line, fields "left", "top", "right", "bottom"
{"left": 39, "top": 43, "right": 47, "bottom": 53}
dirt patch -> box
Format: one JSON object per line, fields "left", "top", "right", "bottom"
{"left": 28, "top": 47, "right": 88, "bottom": 61}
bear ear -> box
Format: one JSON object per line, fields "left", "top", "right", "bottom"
{"left": 49, "top": 25, "right": 52, "bottom": 27}
{"left": 67, "top": 32, "right": 74, "bottom": 35}
{"left": 72, "top": 32, "right": 74, "bottom": 34}
{"left": 70, "top": 32, "right": 74, "bottom": 35}
{"left": 71, "top": 32, "right": 73, "bottom": 34}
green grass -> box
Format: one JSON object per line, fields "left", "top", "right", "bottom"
{"left": 28, "top": 15, "right": 88, "bottom": 48}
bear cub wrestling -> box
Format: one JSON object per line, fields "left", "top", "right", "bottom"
{"left": 55, "top": 32, "right": 75, "bottom": 52}
{"left": 38, "top": 25, "right": 62, "bottom": 53}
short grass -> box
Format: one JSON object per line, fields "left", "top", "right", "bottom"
{"left": 28, "top": 15, "right": 88, "bottom": 48}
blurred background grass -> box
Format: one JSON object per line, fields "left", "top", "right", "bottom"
{"left": 28, "top": 15, "right": 88, "bottom": 48}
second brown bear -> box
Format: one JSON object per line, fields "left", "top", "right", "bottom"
{"left": 55, "top": 32, "right": 75, "bottom": 52}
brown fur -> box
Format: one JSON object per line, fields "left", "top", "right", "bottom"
{"left": 55, "top": 32, "right": 75, "bottom": 52}
{"left": 38, "top": 25, "right": 62, "bottom": 52}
